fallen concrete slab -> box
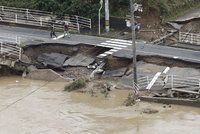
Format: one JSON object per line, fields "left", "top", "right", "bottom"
{"left": 63, "top": 54, "right": 95, "bottom": 67}
{"left": 37, "top": 53, "right": 68, "bottom": 68}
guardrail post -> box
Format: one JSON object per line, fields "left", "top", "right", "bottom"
{"left": 16, "top": 36, "right": 21, "bottom": 45}
{"left": 89, "top": 19, "right": 92, "bottom": 29}
{"left": 198, "top": 79, "right": 200, "bottom": 93}
{"left": 26, "top": 9, "right": 29, "bottom": 20}
{"left": 15, "top": 14, "right": 18, "bottom": 23}
{"left": 0, "top": 42, "right": 2, "bottom": 55}
{"left": 40, "top": 17, "right": 43, "bottom": 26}
{"left": 146, "top": 76, "right": 149, "bottom": 86}
{"left": 77, "top": 23, "right": 80, "bottom": 33}
{"left": 75, "top": 15, "right": 80, "bottom": 33}
{"left": 1, "top": 6, "right": 4, "bottom": 13}
{"left": 191, "top": 33, "right": 194, "bottom": 44}
{"left": 19, "top": 48, "right": 22, "bottom": 61}
{"left": 171, "top": 75, "right": 173, "bottom": 90}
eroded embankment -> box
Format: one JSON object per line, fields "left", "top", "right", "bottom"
{"left": 23, "top": 43, "right": 109, "bottom": 60}
{"left": 1, "top": 43, "right": 200, "bottom": 80}
{"left": 0, "top": 65, "right": 22, "bottom": 76}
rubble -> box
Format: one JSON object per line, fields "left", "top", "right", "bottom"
{"left": 37, "top": 53, "right": 68, "bottom": 68}
{"left": 142, "top": 108, "right": 159, "bottom": 114}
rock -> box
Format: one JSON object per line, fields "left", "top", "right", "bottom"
{"left": 63, "top": 54, "right": 95, "bottom": 67}
{"left": 27, "top": 65, "right": 37, "bottom": 72}
{"left": 103, "top": 82, "right": 115, "bottom": 91}
{"left": 21, "top": 54, "right": 31, "bottom": 64}
{"left": 142, "top": 108, "right": 159, "bottom": 114}
{"left": 37, "top": 53, "right": 68, "bottom": 68}
{"left": 64, "top": 67, "right": 92, "bottom": 79}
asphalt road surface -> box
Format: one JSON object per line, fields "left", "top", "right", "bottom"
{"left": 0, "top": 24, "right": 200, "bottom": 63}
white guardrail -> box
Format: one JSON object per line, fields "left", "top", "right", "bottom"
{"left": 0, "top": 42, "right": 22, "bottom": 60}
{"left": 137, "top": 74, "right": 200, "bottom": 90}
{"left": 179, "top": 32, "right": 200, "bottom": 45}
{"left": 0, "top": 35, "right": 22, "bottom": 60}
{"left": 0, "top": 6, "right": 92, "bottom": 33}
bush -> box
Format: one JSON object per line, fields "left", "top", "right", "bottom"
{"left": 64, "top": 78, "right": 87, "bottom": 92}
{"left": 123, "top": 93, "right": 138, "bottom": 106}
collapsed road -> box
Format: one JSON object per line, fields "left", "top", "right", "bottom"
{"left": 1, "top": 25, "right": 200, "bottom": 63}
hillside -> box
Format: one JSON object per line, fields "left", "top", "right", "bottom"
{"left": 0, "top": 0, "right": 200, "bottom": 20}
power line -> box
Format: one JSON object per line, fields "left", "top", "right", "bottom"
{"left": 0, "top": 76, "right": 62, "bottom": 113}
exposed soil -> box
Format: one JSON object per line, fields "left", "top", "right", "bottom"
{"left": 23, "top": 43, "right": 109, "bottom": 61}
{"left": 137, "top": 55, "right": 200, "bottom": 69}
{"left": 0, "top": 65, "right": 22, "bottom": 76}
{"left": 105, "top": 55, "right": 200, "bottom": 72}
{"left": 136, "top": 14, "right": 166, "bottom": 42}
{"left": 105, "top": 56, "right": 131, "bottom": 70}
{"left": 63, "top": 67, "right": 92, "bottom": 79}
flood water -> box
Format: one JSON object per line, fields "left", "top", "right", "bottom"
{"left": 0, "top": 76, "right": 200, "bottom": 134}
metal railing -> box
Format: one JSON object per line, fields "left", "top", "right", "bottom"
{"left": 0, "top": 34, "right": 22, "bottom": 60}
{"left": 67, "top": 15, "right": 92, "bottom": 29}
{"left": 179, "top": 32, "right": 200, "bottom": 45}
{"left": 0, "top": 5, "right": 92, "bottom": 33}
{"left": 0, "top": 42, "right": 22, "bottom": 60}
{"left": 137, "top": 74, "right": 200, "bottom": 91}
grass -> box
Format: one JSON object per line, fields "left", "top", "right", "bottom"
{"left": 164, "top": 2, "right": 200, "bottom": 22}
{"left": 64, "top": 78, "right": 88, "bottom": 92}
{"left": 196, "top": 98, "right": 200, "bottom": 103}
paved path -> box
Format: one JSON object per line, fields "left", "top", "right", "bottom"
{"left": 0, "top": 25, "right": 200, "bottom": 63}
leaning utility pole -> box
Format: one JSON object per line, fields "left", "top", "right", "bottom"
{"left": 130, "top": 1, "right": 142, "bottom": 92}
{"left": 130, "top": 0, "right": 137, "bottom": 85}
{"left": 105, "top": 0, "right": 110, "bottom": 32}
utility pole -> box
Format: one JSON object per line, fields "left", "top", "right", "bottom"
{"left": 99, "top": 0, "right": 103, "bottom": 35}
{"left": 130, "top": 0, "right": 142, "bottom": 90}
{"left": 105, "top": 0, "right": 110, "bottom": 32}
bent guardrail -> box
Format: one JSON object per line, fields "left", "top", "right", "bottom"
{"left": 137, "top": 74, "right": 200, "bottom": 91}
{"left": 0, "top": 42, "right": 22, "bottom": 60}
{"left": 179, "top": 32, "right": 200, "bottom": 45}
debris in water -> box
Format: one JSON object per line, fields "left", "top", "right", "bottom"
{"left": 142, "top": 108, "right": 159, "bottom": 114}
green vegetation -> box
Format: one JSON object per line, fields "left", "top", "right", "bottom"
{"left": 196, "top": 98, "right": 200, "bottom": 103}
{"left": 64, "top": 78, "right": 88, "bottom": 92}
{"left": 0, "top": 0, "right": 199, "bottom": 19}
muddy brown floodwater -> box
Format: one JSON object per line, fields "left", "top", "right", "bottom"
{"left": 0, "top": 76, "right": 200, "bottom": 134}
